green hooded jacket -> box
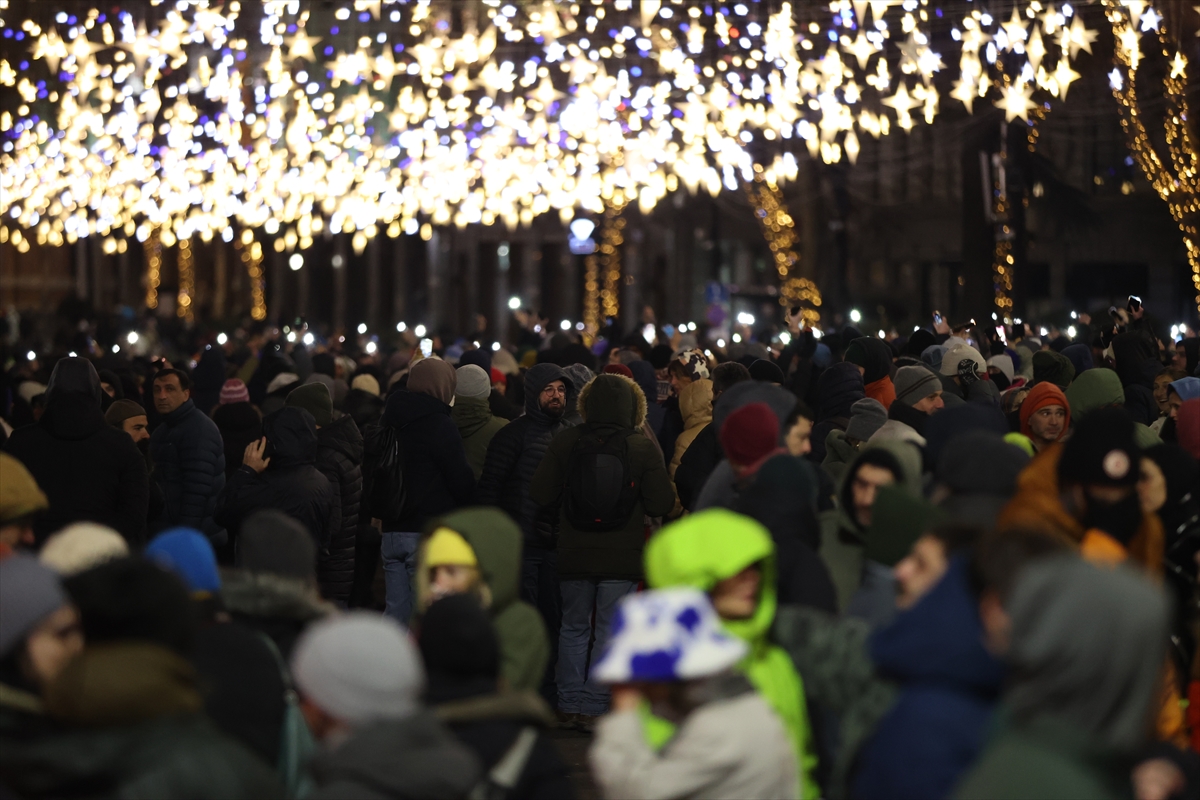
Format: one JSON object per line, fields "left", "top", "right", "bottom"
{"left": 530, "top": 373, "right": 676, "bottom": 581}
{"left": 1063, "top": 368, "right": 1162, "bottom": 448}
{"left": 451, "top": 396, "right": 507, "bottom": 480}
{"left": 420, "top": 508, "right": 549, "bottom": 693}
{"left": 821, "top": 429, "right": 860, "bottom": 484}
{"left": 644, "top": 509, "right": 818, "bottom": 799}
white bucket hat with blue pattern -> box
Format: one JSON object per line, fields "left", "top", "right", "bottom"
{"left": 593, "top": 587, "right": 747, "bottom": 683}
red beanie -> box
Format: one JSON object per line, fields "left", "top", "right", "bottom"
{"left": 1020, "top": 382, "right": 1071, "bottom": 440}
{"left": 489, "top": 368, "right": 506, "bottom": 387}
{"left": 720, "top": 402, "right": 780, "bottom": 469}
{"left": 603, "top": 364, "right": 634, "bottom": 379}
{"left": 1178, "top": 398, "right": 1200, "bottom": 460}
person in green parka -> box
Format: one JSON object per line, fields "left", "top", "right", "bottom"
{"left": 1064, "top": 367, "right": 1162, "bottom": 449}
{"left": 643, "top": 509, "right": 820, "bottom": 800}
{"left": 416, "top": 507, "right": 549, "bottom": 693}
{"left": 452, "top": 366, "right": 508, "bottom": 480}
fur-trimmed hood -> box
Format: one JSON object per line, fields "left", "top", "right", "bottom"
{"left": 576, "top": 373, "right": 647, "bottom": 430}
{"left": 219, "top": 568, "right": 336, "bottom": 622}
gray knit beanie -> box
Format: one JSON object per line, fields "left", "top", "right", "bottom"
{"left": 845, "top": 398, "right": 888, "bottom": 442}
{"left": 455, "top": 365, "right": 491, "bottom": 399}
{"left": 895, "top": 365, "right": 943, "bottom": 407}
{"left": 0, "top": 556, "right": 68, "bottom": 657}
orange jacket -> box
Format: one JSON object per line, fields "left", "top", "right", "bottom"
{"left": 865, "top": 376, "right": 896, "bottom": 411}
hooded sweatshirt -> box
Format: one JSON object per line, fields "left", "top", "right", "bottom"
{"left": 215, "top": 407, "right": 334, "bottom": 545}
{"left": 476, "top": 364, "right": 576, "bottom": 548}
{"left": 956, "top": 557, "right": 1168, "bottom": 800}
{"left": 644, "top": 510, "right": 818, "bottom": 799}
{"left": 451, "top": 395, "right": 507, "bottom": 480}
{"left": 5, "top": 358, "right": 149, "bottom": 546}
{"left": 529, "top": 374, "right": 675, "bottom": 580}
{"left": 418, "top": 508, "right": 549, "bottom": 693}
{"left": 1065, "top": 368, "right": 1162, "bottom": 448}
{"left": 810, "top": 363, "right": 866, "bottom": 464}
{"left": 852, "top": 557, "right": 1005, "bottom": 800}
{"left": 669, "top": 378, "right": 713, "bottom": 479}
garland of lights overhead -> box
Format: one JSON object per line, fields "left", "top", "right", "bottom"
{"left": 1103, "top": 0, "right": 1200, "bottom": 315}
{"left": 0, "top": 0, "right": 1103, "bottom": 255}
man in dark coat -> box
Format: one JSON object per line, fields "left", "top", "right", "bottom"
{"left": 475, "top": 363, "right": 575, "bottom": 696}
{"left": 808, "top": 362, "right": 866, "bottom": 464}
{"left": 4, "top": 357, "right": 148, "bottom": 546}
{"left": 148, "top": 369, "right": 226, "bottom": 540}
{"left": 286, "top": 383, "right": 363, "bottom": 606}
{"left": 211, "top": 380, "right": 263, "bottom": 480}
{"left": 214, "top": 406, "right": 333, "bottom": 548}
{"left": 371, "top": 359, "right": 475, "bottom": 624}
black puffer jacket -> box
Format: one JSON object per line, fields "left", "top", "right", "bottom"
{"left": 475, "top": 364, "right": 576, "bottom": 547}
{"left": 372, "top": 389, "right": 475, "bottom": 533}
{"left": 4, "top": 358, "right": 148, "bottom": 546}
{"left": 314, "top": 414, "right": 363, "bottom": 603}
{"left": 149, "top": 399, "right": 226, "bottom": 535}
{"left": 215, "top": 407, "right": 333, "bottom": 546}
{"left": 211, "top": 402, "right": 262, "bottom": 480}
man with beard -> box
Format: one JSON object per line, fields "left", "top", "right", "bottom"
{"left": 476, "top": 363, "right": 575, "bottom": 702}
{"left": 105, "top": 399, "right": 165, "bottom": 529}
{"left": 1019, "top": 383, "right": 1070, "bottom": 454}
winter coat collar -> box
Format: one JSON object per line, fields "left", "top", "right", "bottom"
{"left": 161, "top": 398, "right": 198, "bottom": 425}
{"left": 577, "top": 373, "right": 647, "bottom": 430}
{"left": 219, "top": 569, "right": 335, "bottom": 622}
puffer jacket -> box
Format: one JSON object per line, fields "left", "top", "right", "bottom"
{"left": 476, "top": 364, "right": 576, "bottom": 547}
{"left": 530, "top": 373, "right": 676, "bottom": 581}
{"left": 214, "top": 407, "right": 334, "bottom": 546}
{"left": 150, "top": 398, "right": 227, "bottom": 536}
{"left": 371, "top": 389, "right": 475, "bottom": 534}
{"left": 4, "top": 358, "right": 148, "bottom": 546}
{"left": 314, "top": 414, "right": 363, "bottom": 604}
{"left": 452, "top": 395, "right": 507, "bottom": 480}
{"left": 669, "top": 378, "right": 713, "bottom": 480}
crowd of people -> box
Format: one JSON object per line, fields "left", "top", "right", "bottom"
{"left": 0, "top": 294, "right": 1198, "bottom": 799}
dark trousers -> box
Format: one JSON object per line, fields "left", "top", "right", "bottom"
{"left": 520, "top": 544, "right": 561, "bottom": 707}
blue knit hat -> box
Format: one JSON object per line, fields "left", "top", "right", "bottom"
{"left": 592, "top": 588, "right": 747, "bottom": 683}
{"left": 145, "top": 528, "right": 221, "bottom": 594}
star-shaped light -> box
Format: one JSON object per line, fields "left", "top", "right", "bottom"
{"left": 882, "top": 82, "right": 920, "bottom": 130}
{"left": 1000, "top": 8, "right": 1028, "bottom": 48}
{"left": 995, "top": 82, "right": 1037, "bottom": 121}
{"left": 32, "top": 29, "right": 69, "bottom": 74}
{"left": 1119, "top": 26, "right": 1142, "bottom": 69}
{"left": 355, "top": 0, "right": 382, "bottom": 20}
{"left": 950, "top": 76, "right": 977, "bottom": 113}
{"left": 843, "top": 33, "right": 876, "bottom": 70}
{"left": 897, "top": 33, "right": 923, "bottom": 73}
{"left": 916, "top": 48, "right": 944, "bottom": 81}
{"left": 1041, "top": 6, "right": 1062, "bottom": 34}
{"left": 1171, "top": 52, "right": 1188, "bottom": 79}
{"left": 285, "top": 30, "right": 321, "bottom": 62}
{"left": 1140, "top": 8, "right": 1161, "bottom": 31}
{"left": 1026, "top": 27, "right": 1046, "bottom": 70}
{"left": 1061, "top": 15, "right": 1098, "bottom": 59}
{"left": 1054, "top": 59, "right": 1081, "bottom": 98}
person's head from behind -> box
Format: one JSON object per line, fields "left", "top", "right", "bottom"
{"left": 144, "top": 528, "right": 222, "bottom": 602}
{"left": 422, "top": 526, "right": 482, "bottom": 605}
{"left": 783, "top": 401, "right": 815, "bottom": 457}
{"left": 1057, "top": 408, "right": 1142, "bottom": 545}
{"left": 237, "top": 510, "right": 318, "bottom": 584}
{"left": 62, "top": 557, "right": 195, "bottom": 656}
{"left": 710, "top": 361, "right": 751, "bottom": 403}
{"left": 593, "top": 587, "right": 748, "bottom": 717}
{"left": 152, "top": 368, "right": 191, "bottom": 415}
{"left": 292, "top": 612, "right": 424, "bottom": 741}
{"left": 893, "top": 522, "right": 980, "bottom": 610}
{"left": 417, "top": 594, "right": 500, "bottom": 701}
{"left": 39, "top": 523, "right": 129, "bottom": 577}
{"left": 0, "top": 453, "right": 48, "bottom": 552}
{"left": 969, "top": 527, "right": 1072, "bottom": 655}
{"left": 720, "top": 402, "right": 781, "bottom": 477}
{"left": 0, "top": 556, "right": 83, "bottom": 694}
{"left": 848, "top": 449, "right": 902, "bottom": 529}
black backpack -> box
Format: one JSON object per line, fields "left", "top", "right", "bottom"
{"left": 367, "top": 423, "right": 408, "bottom": 521}
{"left": 563, "top": 428, "right": 638, "bottom": 532}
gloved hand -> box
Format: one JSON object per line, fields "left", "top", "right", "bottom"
{"left": 957, "top": 358, "right": 980, "bottom": 386}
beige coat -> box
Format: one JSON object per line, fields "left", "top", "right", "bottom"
{"left": 668, "top": 378, "right": 713, "bottom": 480}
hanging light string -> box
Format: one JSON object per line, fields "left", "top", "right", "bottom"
{"left": 235, "top": 228, "right": 267, "bottom": 321}
{"left": 746, "top": 165, "right": 822, "bottom": 326}
{"left": 176, "top": 235, "right": 194, "bottom": 321}
{"left": 1104, "top": 1, "right": 1200, "bottom": 313}
{"left": 143, "top": 226, "right": 162, "bottom": 310}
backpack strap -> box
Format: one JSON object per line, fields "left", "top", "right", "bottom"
{"left": 468, "top": 726, "right": 539, "bottom": 800}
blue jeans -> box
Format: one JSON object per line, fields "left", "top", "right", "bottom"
{"left": 557, "top": 579, "right": 638, "bottom": 716}
{"left": 381, "top": 531, "right": 420, "bottom": 625}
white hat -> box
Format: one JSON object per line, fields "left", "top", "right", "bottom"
{"left": 940, "top": 345, "right": 987, "bottom": 378}
{"left": 592, "top": 588, "right": 747, "bottom": 683}
{"left": 39, "top": 523, "right": 129, "bottom": 576}
{"left": 266, "top": 372, "right": 300, "bottom": 395}
{"left": 292, "top": 612, "right": 424, "bottom": 725}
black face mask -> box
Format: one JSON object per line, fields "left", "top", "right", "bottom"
{"left": 1083, "top": 491, "right": 1143, "bottom": 546}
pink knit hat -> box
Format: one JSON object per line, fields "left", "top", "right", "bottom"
{"left": 219, "top": 379, "right": 250, "bottom": 405}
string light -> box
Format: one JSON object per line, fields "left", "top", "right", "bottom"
{"left": 236, "top": 229, "right": 267, "bottom": 321}
{"left": 599, "top": 194, "right": 628, "bottom": 322}
{"left": 176, "top": 236, "right": 194, "bottom": 322}
{"left": 143, "top": 227, "right": 161, "bottom": 310}
{"left": 1104, "top": 1, "right": 1200, "bottom": 314}
{"left": 746, "top": 166, "right": 822, "bottom": 326}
